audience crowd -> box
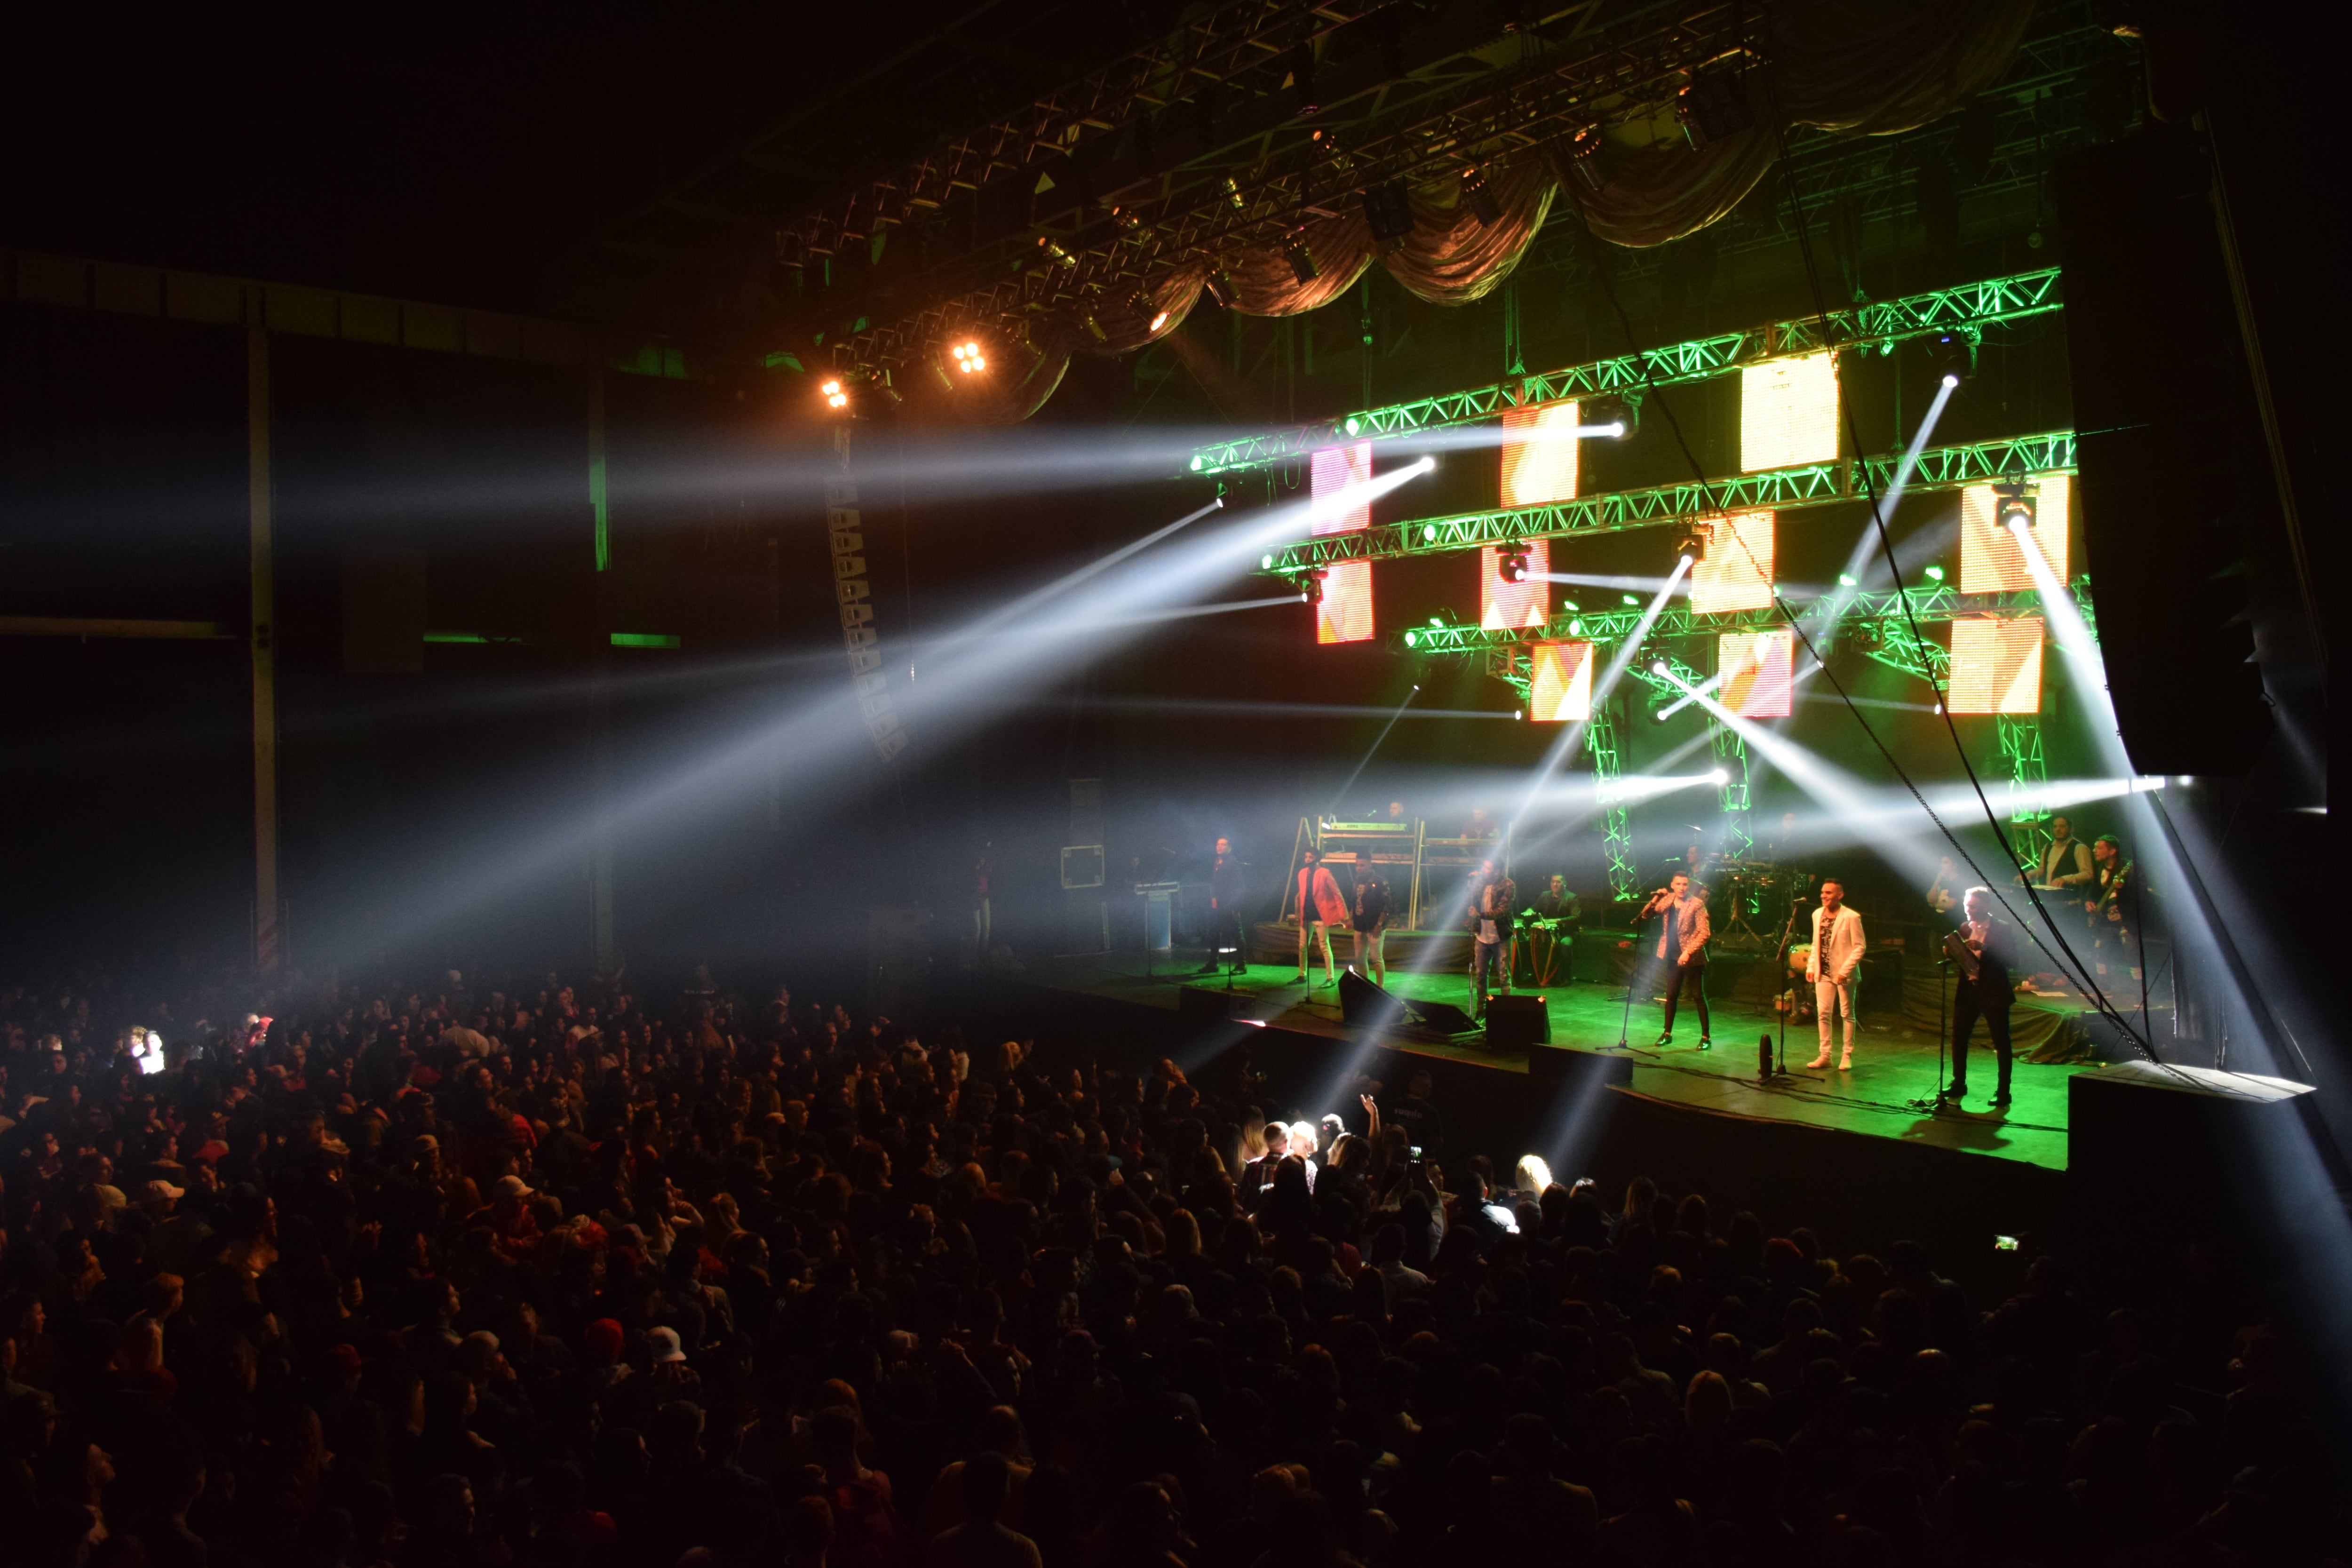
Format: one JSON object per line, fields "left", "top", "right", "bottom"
{"left": 0, "top": 967, "right": 2336, "bottom": 1568}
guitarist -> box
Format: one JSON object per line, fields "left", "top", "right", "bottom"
{"left": 1946, "top": 886, "right": 2020, "bottom": 1108}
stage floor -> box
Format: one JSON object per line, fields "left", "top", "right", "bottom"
{"left": 1015, "top": 954, "right": 2100, "bottom": 1170}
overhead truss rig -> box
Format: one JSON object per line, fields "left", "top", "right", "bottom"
{"left": 1260, "top": 430, "right": 2074, "bottom": 575}
{"left": 783, "top": 1, "right": 1764, "bottom": 374}
{"left": 1191, "top": 269, "right": 2060, "bottom": 475}
{"left": 1405, "top": 583, "right": 2066, "bottom": 661}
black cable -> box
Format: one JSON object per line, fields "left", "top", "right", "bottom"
{"left": 1755, "top": 67, "right": 2159, "bottom": 1061}
{"left": 1568, "top": 116, "right": 2156, "bottom": 1063}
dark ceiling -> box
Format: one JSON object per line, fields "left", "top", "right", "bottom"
{"left": 4, "top": 0, "right": 1176, "bottom": 323}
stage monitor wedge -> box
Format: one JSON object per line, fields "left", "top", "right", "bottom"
{"left": 1485, "top": 993, "right": 1551, "bottom": 1049}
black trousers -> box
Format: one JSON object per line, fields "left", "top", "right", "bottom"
{"left": 1208, "top": 908, "right": 1245, "bottom": 968}
{"left": 1661, "top": 960, "right": 1709, "bottom": 1037}
{"left": 1952, "top": 987, "right": 2013, "bottom": 1092}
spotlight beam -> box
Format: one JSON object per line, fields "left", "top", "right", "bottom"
{"left": 1330, "top": 685, "right": 1421, "bottom": 813}
{"left": 1508, "top": 555, "right": 1693, "bottom": 835}
{"left": 323, "top": 464, "right": 1439, "bottom": 968}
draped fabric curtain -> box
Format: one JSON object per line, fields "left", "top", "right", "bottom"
{"left": 978, "top": 0, "right": 2035, "bottom": 421}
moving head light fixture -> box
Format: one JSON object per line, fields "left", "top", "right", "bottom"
{"left": 1994, "top": 479, "right": 2035, "bottom": 532}
{"left": 1583, "top": 392, "right": 1638, "bottom": 438}
{"left": 1497, "top": 543, "right": 1532, "bottom": 584}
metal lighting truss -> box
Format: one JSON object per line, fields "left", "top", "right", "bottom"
{"left": 1409, "top": 583, "right": 2066, "bottom": 657}
{"left": 793, "top": 1, "right": 1763, "bottom": 374}
{"left": 1189, "top": 269, "right": 2059, "bottom": 474}
{"left": 1583, "top": 698, "right": 1638, "bottom": 900}
{"left": 1269, "top": 430, "right": 2075, "bottom": 575}
{"left": 1999, "top": 715, "right": 2050, "bottom": 866}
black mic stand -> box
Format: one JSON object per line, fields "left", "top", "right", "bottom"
{"left": 1909, "top": 953, "right": 1954, "bottom": 1114}
{"left": 1608, "top": 899, "right": 1665, "bottom": 1059}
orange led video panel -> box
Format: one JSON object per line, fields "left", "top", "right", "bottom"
{"left": 1310, "top": 441, "right": 1374, "bottom": 535}
{"left": 1528, "top": 641, "right": 1596, "bottom": 722}
{"left": 1959, "top": 473, "right": 2072, "bottom": 592}
{"left": 1689, "top": 510, "right": 1775, "bottom": 615}
{"left": 1740, "top": 352, "right": 1840, "bottom": 471}
{"left": 1500, "top": 399, "right": 1581, "bottom": 507}
{"left": 1310, "top": 441, "right": 1375, "bottom": 643}
{"left": 1315, "top": 561, "right": 1374, "bottom": 645}
{"left": 1947, "top": 614, "right": 2044, "bottom": 714}
{"left": 1719, "top": 629, "right": 1794, "bottom": 718}
{"left": 1480, "top": 539, "right": 1551, "bottom": 629}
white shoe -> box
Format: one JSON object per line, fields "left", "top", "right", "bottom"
{"left": 1805, "top": 1051, "right": 1832, "bottom": 1070}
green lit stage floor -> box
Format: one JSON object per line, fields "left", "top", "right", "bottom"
{"left": 1014, "top": 955, "right": 2101, "bottom": 1171}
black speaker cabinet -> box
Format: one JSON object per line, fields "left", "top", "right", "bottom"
{"left": 1411, "top": 999, "right": 1480, "bottom": 1035}
{"left": 1484, "top": 992, "right": 1551, "bottom": 1049}
{"left": 2069, "top": 1061, "right": 2319, "bottom": 1299}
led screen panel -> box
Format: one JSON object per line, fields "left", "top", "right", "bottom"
{"left": 1689, "top": 510, "right": 1775, "bottom": 615}
{"left": 1719, "top": 629, "right": 1794, "bottom": 717}
{"left": 1480, "top": 539, "right": 1551, "bottom": 629}
{"left": 1500, "top": 399, "right": 1581, "bottom": 507}
{"left": 1315, "top": 560, "right": 1375, "bottom": 645}
{"left": 1740, "top": 352, "right": 1840, "bottom": 471}
{"left": 1310, "top": 440, "right": 1374, "bottom": 535}
{"left": 1947, "top": 613, "right": 2044, "bottom": 714}
{"left": 1310, "top": 441, "right": 1375, "bottom": 643}
{"left": 1958, "top": 473, "right": 2072, "bottom": 592}
{"left": 1528, "top": 640, "right": 1595, "bottom": 722}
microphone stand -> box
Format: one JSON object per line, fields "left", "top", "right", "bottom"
{"left": 1610, "top": 898, "right": 1666, "bottom": 1057}
{"left": 1910, "top": 950, "right": 1954, "bottom": 1114}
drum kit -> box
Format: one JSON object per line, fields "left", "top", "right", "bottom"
{"left": 1687, "top": 855, "right": 1817, "bottom": 952}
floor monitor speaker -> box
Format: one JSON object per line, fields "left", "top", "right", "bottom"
{"left": 1484, "top": 992, "right": 1551, "bottom": 1049}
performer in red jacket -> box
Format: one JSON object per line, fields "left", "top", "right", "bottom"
{"left": 1295, "top": 846, "right": 1350, "bottom": 987}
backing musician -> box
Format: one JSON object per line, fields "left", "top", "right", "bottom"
{"left": 2086, "top": 834, "right": 2140, "bottom": 982}
{"left": 2021, "top": 813, "right": 2094, "bottom": 894}
{"left": 1947, "top": 886, "right": 2021, "bottom": 1108}
{"left": 1526, "top": 874, "right": 1580, "bottom": 985}
{"left": 1642, "top": 873, "right": 1712, "bottom": 1049}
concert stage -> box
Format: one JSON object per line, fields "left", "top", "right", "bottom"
{"left": 951, "top": 947, "right": 2118, "bottom": 1292}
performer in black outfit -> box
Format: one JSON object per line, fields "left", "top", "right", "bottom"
{"left": 1200, "top": 836, "right": 1247, "bottom": 975}
{"left": 1350, "top": 868, "right": 1393, "bottom": 986}
{"left": 1947, "top": 885, "right": 2020, "bottom": 1107}
{"left": 1642, "top": 872, "right": 1712, "bottom": 1048}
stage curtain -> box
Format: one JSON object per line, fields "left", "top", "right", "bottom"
{"left": 993, "top": 0, "right": 2034, "bottom": 416}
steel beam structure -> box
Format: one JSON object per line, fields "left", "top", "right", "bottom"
{"left": 1273, "top": 431, "right": 2074, "bottom": 576}
{"left": 1585, "top": 700, "right": 1637, "bottom": 901}
{"left": 1399, "top": 584, "right": 2066, "bottom": 658}
{"left": 1189, "top": 270, "right": 2060, "bottom": 474}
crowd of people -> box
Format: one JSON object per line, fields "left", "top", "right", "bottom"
{"left": 0, "top": 966, "right": 2335, "bottom": 1568}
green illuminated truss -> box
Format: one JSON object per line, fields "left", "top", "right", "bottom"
{"left": 1189, "top": 270, "right": 2062, "bottom": 475}
{"left": 1264, "top": 432, "right": 2076, "bottom": 574}
{"left": 2000, "top": 715, "right": 2050, "bottom": 869}
{"left": 1399, "top": 585, "right": 2059, "bottom": 659}
{"left": 1584, "top": 700, "right": 1637, "bottom": 901}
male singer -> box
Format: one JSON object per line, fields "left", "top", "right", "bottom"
{"left": 1643, "top": 872, "right": 1712, "bottom": 1049}
{"left": 1467, "top": 860, "right": 1517, "bottom": 1017}
{"left": 1804, "top": 879, "right": 1866, "bottom": 1070}
{"left": 1949, "top": 885, "right": 2019, "bottom": 1108}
